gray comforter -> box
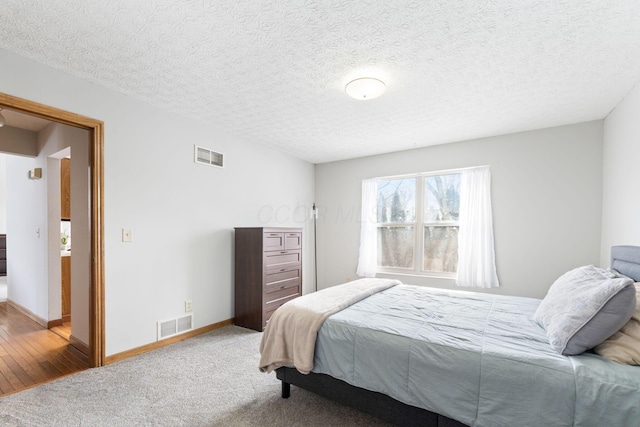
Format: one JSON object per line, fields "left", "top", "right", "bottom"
{"left": 312, "top": 285, "right": 640, "bottom": 427}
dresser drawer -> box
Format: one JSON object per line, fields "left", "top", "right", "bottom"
{"left": 284, "top": 232, "right": 302, "bottom": 250}
{"left": 265, "top": 250, "right": 301, "bottom": 268}
{"left": 263, "top": 232, "right": 284, "bottom": 251}
{"left": 264, "top": 291, "right": 300, "bottom": 326}
{"left": 266, "top": 265, "right": 301, "bottom": 287}
{"left": 264, "top": 283, "right": 300, "bottom": 304}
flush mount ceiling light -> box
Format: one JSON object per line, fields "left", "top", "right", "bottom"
{"left": 0, "top": 108, "right": 5, "bottom": 127}
{"left": 345, "top": 77, "right": 386, "bottom": 100}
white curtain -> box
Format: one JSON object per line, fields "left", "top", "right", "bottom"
{"left": 356, "top": 179, "right": 377, "bottom": 277}
{"left": 456, "top": 166, "right": 500, "bottom": 288}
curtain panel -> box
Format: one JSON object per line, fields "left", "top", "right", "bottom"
{"left": 356, "top": 179, "right": 377, "bottom": 277}
{"left": 456, "top": 166, "right": 500, "bottom": 288}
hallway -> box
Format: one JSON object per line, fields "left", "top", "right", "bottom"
{"left": 0, "top": 302, "right": 89, "bottom": 396}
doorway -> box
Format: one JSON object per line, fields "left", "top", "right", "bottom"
{"left": 0, "top": 93, "right": 104, "bottom": 368}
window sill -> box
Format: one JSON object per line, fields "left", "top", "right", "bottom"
{"left": 376, "top": 271, "right": 456, "bottom": 281}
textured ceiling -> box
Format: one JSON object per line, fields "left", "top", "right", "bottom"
{"left": 1, "top": 1, "right": 640, "bottom": 164}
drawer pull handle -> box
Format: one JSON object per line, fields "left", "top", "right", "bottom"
{"left": 280, "top": 251, "right": 286, "bottom": 254}
{"left": 280, "top": 269, "right": 285, "bottom": 272}
{"left": 280, "top": 286, "right": 286, "bottom": 289}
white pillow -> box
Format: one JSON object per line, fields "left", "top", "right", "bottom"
{"left": 594, "top": 284, "right": 640, "bottom": 365}
{"left": 533, "top": 265, "right": 636, "bottom": 355}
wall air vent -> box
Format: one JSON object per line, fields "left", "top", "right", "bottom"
{"left": 157, "top": 313, "right": 194, "bottom": 341}
{"left": 195, "top": 145, "right": 224, "bottom": 168}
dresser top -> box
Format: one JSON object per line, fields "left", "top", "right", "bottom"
{"left": 234, "top": 227, "right": 302, "bottom": 232}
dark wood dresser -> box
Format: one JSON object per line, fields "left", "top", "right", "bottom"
{"left": 0, "top": 234, "right": 6, "bottom": 276}
{"left": 234, "top": 227, "right": 302, "bottom": 331}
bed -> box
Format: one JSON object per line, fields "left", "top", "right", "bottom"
{"left": 259, "top": 246, "right": 640, "bottom": 427}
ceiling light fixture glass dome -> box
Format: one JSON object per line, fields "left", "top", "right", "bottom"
{"left": 345, "top": 78, "right": 386, "bottom": 100}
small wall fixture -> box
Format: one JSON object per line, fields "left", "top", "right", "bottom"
{"left": 345, "top": 78, "right": 386, "bottom": 100}
{"left": 29, "top": 168, "right": 42, "bottom": 179}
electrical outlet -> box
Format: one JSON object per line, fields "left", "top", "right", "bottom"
{"left": 122, "top": 228, "right": 132, "bottom": 242}
{"left": 185, "top": 300, "right": 192, "bottom": 312}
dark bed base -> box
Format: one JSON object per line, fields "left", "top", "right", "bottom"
{"left": 276, "top": 367, "right": 467, "bottom": 427}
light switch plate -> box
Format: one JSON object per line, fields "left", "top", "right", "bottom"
{"left": 122, "top": 228, "right": 132, "bottom": 242}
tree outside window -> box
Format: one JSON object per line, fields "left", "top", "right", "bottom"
{"left": 375, "top": 173, "right": 460, "bottom": 275}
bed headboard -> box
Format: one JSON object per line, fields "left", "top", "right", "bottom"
{"left": 611, "top": 245, "right": 640, "bottom": 282}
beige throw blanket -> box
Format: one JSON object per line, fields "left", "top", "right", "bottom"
{"left": 259, "top": 278, "right": 400, "bottom": 374}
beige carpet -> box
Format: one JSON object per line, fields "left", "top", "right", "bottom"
{"left": 0, "top": 325, "right": 392, "bottom": 426}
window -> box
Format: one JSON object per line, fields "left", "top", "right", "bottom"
{"left": 375, "top": 172, "right": 461, "bottom": 276}
{"left": 357, "top": 166, "right": 498, "bottom": 288}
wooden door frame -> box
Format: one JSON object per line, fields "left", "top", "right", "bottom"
{"left": 0, "top": 92, "right": 104, "bottom": 368}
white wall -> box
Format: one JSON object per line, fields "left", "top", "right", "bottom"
{"left": 315, "top": 121, "right": 603, "bottom": 299}
{"left": 0, "top": 48, "right": 315, "bottom": 356}
{"left": 5, "top": 151, "right": 47, "bottom": 314}
{"left": 39, "top": 125, "right": 91, "bottom": 345}
{"left": 601, "top": 82, "right": 640, "bottom": 265}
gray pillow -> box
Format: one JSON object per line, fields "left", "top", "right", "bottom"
{"left": 533, "top": 265, "right": 636, "bottom": 355}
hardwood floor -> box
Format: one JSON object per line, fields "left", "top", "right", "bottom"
{"left": 0, "top": 302, "right": 89, "bottom": 397}
{"left": 50, "top": 320, "right": 72, "bottom": 341}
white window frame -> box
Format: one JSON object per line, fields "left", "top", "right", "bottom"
{"left": 375, "top": 168, "right": 462, "bottom": 278}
